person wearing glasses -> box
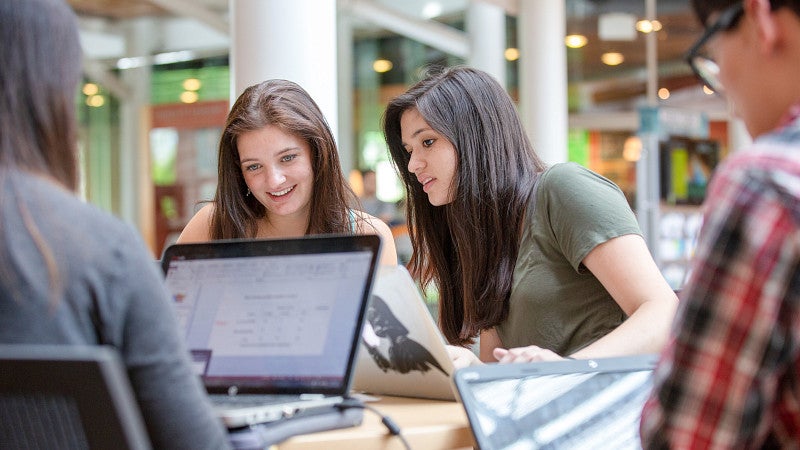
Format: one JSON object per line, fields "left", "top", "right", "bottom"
{"left": 641, "top": 0, "right": 800, "bottom": 447}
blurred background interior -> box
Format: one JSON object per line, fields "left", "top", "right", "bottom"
{"left": 66, "top": 0, "right": 726, "bottom": 290}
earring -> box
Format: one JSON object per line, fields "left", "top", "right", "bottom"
{"left": 246, "top": 188, "right": 251, "bottom": 197}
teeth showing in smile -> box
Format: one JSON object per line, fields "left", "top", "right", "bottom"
{"left": 421, "top": 177, "right": 433, "bottom": 186}
{"left": 270, "top": 186, "right": 294, "bottom": 196}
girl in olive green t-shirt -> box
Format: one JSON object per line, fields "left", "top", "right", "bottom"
{"left": 383, "top": 66, "right": 678, "bottom": 368}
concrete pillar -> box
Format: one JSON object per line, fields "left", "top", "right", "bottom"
{"left": 467, "top": 0, "right": 506, "bottom": 88}
{"left": 230, "top": 0, "right": 339, "bottom": 145}
{"left": 517, "top": 1, "right": 568, "bottom": 164}
{"left": 119, "top": 18, "right": 155, "bottom": 251}
{"left": 337, "top": 12, "right": 355, "bottom": 174}
{"left": 636, "top": 0, "right": 660, "bottom": 257}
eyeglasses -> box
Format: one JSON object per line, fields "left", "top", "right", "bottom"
{"left": 684, "top": 2, "right": 745, "bottom": 93}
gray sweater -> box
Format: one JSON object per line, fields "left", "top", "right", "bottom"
{"left": 0, "top": 171, "right": 230, "bottom": 449}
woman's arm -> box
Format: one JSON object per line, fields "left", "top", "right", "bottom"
{"left": 493, "top": 234, "right": 677, "bottom": 363}
{"left": 176, "top": 204, "right": 214, "bottom": 243}
{"left": 570, "top": 233, "right": 678, "bottom": 358}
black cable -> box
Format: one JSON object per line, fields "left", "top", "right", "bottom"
{"left": 336, "top": 398, "right": 412, "bottom": 450}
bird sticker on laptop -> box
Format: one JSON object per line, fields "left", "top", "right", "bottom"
{"left": 361, "top": 294, "right": 447, "bottom": 376}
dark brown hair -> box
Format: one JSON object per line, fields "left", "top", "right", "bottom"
{"left": 0, "top": 0, "right": 81, "bottom": 188}
{"left": 210, "top": 79, "right": 358, "bottom": 238}
{"left": 0, "top": 0, "right": 82, "bottom": 302}
{"left": 383, "top": 66, "right": 546, "bottom": 346}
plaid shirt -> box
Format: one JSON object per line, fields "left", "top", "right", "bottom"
{"left": 641, "top": 111, "right": 800, "bottom": 449}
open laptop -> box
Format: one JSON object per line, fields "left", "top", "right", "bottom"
{"left": 453, "top": 354, "right": 658, "bottom": 450}
{"left": 353, "top": 265, "right": 456, "bottom": 401}
{"left": 160, "top": 234, "right": 381, "bottom": 428}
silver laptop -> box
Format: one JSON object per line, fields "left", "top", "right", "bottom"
{"left": 353, "top": 265, "right": 456, "bottom": 401}
{"left": 160, "top": 234, "right": 381, "bottom": 428}
{"left": 453, "top": 354, "right": 657, "bottom": 450}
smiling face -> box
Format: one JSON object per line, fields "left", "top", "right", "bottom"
{"left": 400, "top": 108, "right": 458, "bottom": 206}
{"left": 238, "top": 124, "right": 314, "bottom": 221}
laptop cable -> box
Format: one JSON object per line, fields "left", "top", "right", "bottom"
{"left": 336, "top": 398, "right": 412, "bottom": 450}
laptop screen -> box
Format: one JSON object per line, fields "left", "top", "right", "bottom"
{"left": 454, "top": 355, "right": 656, "bottom": 450}
{"left": 161, "top": 235, "right": 380, "bottom": 395}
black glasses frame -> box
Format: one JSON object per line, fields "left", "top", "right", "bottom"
{"left": 684, "top": 2, "right": 745, "bottom": 90}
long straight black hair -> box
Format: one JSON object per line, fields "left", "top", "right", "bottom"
{"left": 383, "top": 66, "right": 546, "bottom": 346}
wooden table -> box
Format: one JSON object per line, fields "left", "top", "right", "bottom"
{"left": 274, "top": 395, "right": 474, "bottom": 450}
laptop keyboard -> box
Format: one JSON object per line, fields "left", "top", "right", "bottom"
{"left": 210, "top": 394, "right": 303, "bottom": 408}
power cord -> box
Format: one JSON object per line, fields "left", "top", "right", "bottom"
{"left": 336, "top": 398, "right": 412, "bottom": 450}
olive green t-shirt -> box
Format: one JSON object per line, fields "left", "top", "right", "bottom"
{"left": 495, "top": 162, "right": 642, "bottom": 356}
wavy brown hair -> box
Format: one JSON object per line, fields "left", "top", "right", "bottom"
{"left": 383, "top": 66, "right": 546, "bottom": 346}
{"left": 210, "top": 79, "right": 358, "bottom": 238}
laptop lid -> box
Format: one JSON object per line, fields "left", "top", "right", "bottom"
{"left": 353, "top": 265, "right": 456, "bottom": 401}
{"left": 453, "top": 354, "right": 657, "bottom": 450}
{"left": 160, "top": 234, "right": 381, "bottom": 398}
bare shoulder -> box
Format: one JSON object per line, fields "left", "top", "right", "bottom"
{"left": 354, "top": 210, "right": 389, "bottom": 234}
{"left": 354, "top": 211, "right": 398, "bottom": 266}
{"left": 176, "top": 203, "right": 215, "bottom": 243}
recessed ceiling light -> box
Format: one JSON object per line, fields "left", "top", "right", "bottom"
{"left": 565, "top": 34, "right": 588, "bottom": 49}
{"left": 601, "top": 52, "right": 624, "bottom": 66}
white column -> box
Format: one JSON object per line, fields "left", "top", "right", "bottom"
{"left": 467, "top": 0, "right": 506, "bottom": 88}
{"left": 636, "top": 0, "right": 660, "bottom": 258}
{"left": 337, "top": 12, "right": 355, "bottom": 174}
{"left": 119, "top": 17, "right": 155, "bottom": 250}
{"left": 517, "top": 1, "right": 567, "bottom": 164}
{"left": 230, "top": 0, "right": 338, "bottom": 144}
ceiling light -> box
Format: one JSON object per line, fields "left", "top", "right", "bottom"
{"left": 180, "top": 91, "right": 199, "bottom": 104}
{"left": 601, "top": 52, "right": 624, "bottom": 66}
{"left": 504, "top": 47, "right": 520, "bottom": 61}
{"left": 421, "top": 2, "right": 442, "bottom": 19}
{"left": 658, "top": 88, "right": 670, "bottom": 100}
{"left": 636, "top": 20, "right": 653, "bottom": 33}
{"left": 182, "top": 78, "right": 202, "bottom": 91}
{"left": 86, "top": 95, "right": 105, "bottom": 107}
{"left": 116, "top": 56, "right": 147, "bottom": 70}
{"left": 565, "top": 34, "right": 588, "bottom": 49}
{"left": 82, "top": 83, "right": 99, "bottom": 96}
{"left": 636, "top": 19, "right": 663, "bottom": 33}
{"left": 373, "top": 59, "right": 393, "bottom": 73}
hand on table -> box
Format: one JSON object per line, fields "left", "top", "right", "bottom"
{"left": 446, "top": 344, "right": 482, "bottom": 370}
{"left": 493, "top": 345, "right": 564, "bottom": 364}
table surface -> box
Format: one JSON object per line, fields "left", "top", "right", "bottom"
{"left": 274, "top": 395, "right": 475, "bottom": 450}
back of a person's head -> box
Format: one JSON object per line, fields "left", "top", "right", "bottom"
{"left": 0, "top": 0, "right": 82, "bottom": 190}
{"left": 691, "top": 0, "right": 800, "bottom": 23}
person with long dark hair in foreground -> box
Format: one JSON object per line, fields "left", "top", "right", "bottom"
{"left": 0, "top": 1, "right": 229, "bottom": 448}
